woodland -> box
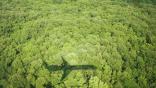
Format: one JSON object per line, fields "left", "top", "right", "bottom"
{"left": 0, "top": 0, "right": 156, "bottom": 88}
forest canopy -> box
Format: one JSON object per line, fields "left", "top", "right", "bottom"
{"left": 0, "top": 0, "right": 156, "bottom": 88}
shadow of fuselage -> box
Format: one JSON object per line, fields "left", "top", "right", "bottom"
{"left": 47, "top": 65, "right": 97, "bottom": 72}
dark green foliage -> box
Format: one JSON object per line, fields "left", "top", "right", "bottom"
{"left": 125, "top": 0, "right": 156, "bottom": 4}
{"left": 0, "top": 0, "right": 156, "bottom": 88}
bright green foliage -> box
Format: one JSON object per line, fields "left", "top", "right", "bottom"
{"left": 0, "top": 0, "right": 156, "bottom": 88}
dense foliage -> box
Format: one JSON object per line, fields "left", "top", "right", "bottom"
{"left": 0, "top": 0, "right": 156, "bottom": 88}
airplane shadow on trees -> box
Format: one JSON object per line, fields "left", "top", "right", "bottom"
{"left": 43, "top": 56, "right": 97, "bottom": 81}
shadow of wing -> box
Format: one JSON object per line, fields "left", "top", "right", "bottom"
{"left": 60, "top": 69, "right": 71, "bottom": 81}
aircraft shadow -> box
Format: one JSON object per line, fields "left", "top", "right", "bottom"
{"left": 43, "top": 57, "right": 97, "bottom": 81}
{"left": 43, "top": 58, "right": 96, "bottom": 81}
{"left": 46, "top": 64, "right": 96, "bottom": 81}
